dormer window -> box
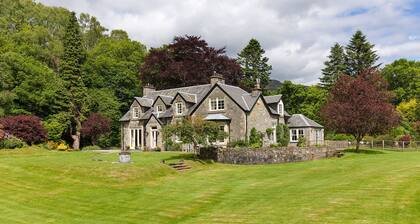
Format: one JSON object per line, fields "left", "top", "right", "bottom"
{"left": 175, "top": 102, "right": 183, "bottom": 115}
{"left": 209, "top": 98, "right": 225, "bottom": 111}
{"left": 156, "top": 105, "right": 164, "bottom": 113}
{"left": 132, "top": 107, "right": 140, "bottom": 118}
{"left": 278, "top": 101, "right": 284, "bottom": 116}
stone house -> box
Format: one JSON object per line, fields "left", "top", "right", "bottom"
{"left": 287, "top": 114, "right": 324, "bottom": 146}
{"left": 119, "top": 75, "right": 323, "bottom": 150}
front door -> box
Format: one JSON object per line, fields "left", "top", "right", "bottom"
{"left": 150, "top": 127, "right": 159, "bottom": 149}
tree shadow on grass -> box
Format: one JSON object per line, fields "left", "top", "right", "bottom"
{"left": 162, "top": 153, "right": 215, "bottom": 164}
{"left": 344, "top": 148, "right": 385, "bottom": 154}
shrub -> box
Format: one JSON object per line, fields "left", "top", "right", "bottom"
{"left": 276, "top": 124, "right": 289, "bottom": 146}
{"left": 297, "top": 136, "right": 306, "bottom": 147}
{"left": 0, "top": 123, "right": 4, "bottom": 141}
{"left": 56, "top": 142, "right": 69, "bottom": 151}
{"left": 82, "top": 145, "right": 101, "bottom": 151}
{"left": 249, "top": 128, "right": 263, "bottom": 148}
{"left": 325, "top": 133, "right": 355, "bottom": 141}
{"left": 228, "top": 139, "right": 249, "bottom": 148}
{"left": 0, "top": 115, "right": 47, "bottom": 144}
{"left": 46, "top": 141, "right": 59, "bottom": 150}
{"left": 0, "top": 136, "right": 26, "bottom": 149}
{"left": 81, "top": 113, "right": 111, "bottom": 145}
{"left": 43, "top": 113, "right": 71, "bottom": 141}
{"left": 399, "top": 134, "right": 411, "bottom": 142}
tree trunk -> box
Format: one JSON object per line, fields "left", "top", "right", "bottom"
{"left": 355, "top": 140, "right": 360, "bottom": 152}
{"left": 71, "top": 118, "right": 82, "bottom": 150}
{"left": 71, "top": 132, "right": 81, "bottom": 150}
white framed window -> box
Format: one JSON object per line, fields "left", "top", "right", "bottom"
{"left": 298, "top": 129, "right": 304, "bottom": 138}
{"left": 290, "top": 129, "right": 304, "bottom": 142}
{"left": 209, "top": 97, "right": 225, "bottom": 111}
{"left": 291, "top": 129, "right": 298, "bottom": 142}
{"left": 175, "top": 102, "right": 183, "bottom": 115}
{"left": 278, "top": 101, "right": 284, "bottom": 116}
{"left": 132, "top": 107, "right": 140, "bottom": 118}
{"left": 156, "top": 105, "right": 164, "bottom": 113}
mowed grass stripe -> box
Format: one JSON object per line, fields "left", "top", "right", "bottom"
{"left": 0, "top": 148, "right": 420, "bottom": 223}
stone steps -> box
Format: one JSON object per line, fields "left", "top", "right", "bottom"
{"left": 162, "top": 160, "right": 192, "bottom": 171}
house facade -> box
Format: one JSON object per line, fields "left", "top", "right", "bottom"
{"left": 120, "top": 75, "right": 323, "bottom": 150}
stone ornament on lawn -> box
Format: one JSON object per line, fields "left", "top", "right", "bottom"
{"left": 119, "top": 146, "right": 131, "bottom": 163}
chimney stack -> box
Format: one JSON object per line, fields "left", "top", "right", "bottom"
{"left": 143, "top": 83, "right": 155, "bottom": 96}
{"left": 210, "top": 72, "right": 225, "bottom": 85}
{"left": 251, "top": 78, "right": 262, "bottom": 97}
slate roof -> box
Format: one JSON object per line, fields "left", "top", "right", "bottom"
{"left": 158, "top": 95, "right": 174, "bottom": 105}
{"left": 134, "top": 97, "right": 153, "bottom": 107}
{"left": 119, "top": 110, "right": 131, "bottom": 121}
{"left": 287, "top": 114, "right": 323, "bottom": 128}
{"left": 218, "top": 84, "right": 259, "bottom": 111}
{"left": 144, "top": 84, "right": 212, "bottom": 102}
{"left": 204, "top": 114, "right": 231, "bottom": 121}
{"left": 263, "top": 95, "right": 282, "bottom": 104}
{"left": 178, "top": 92, "right": 197, "bottom": 103}
{"left": 120, "top": 82, "right": 283, "bottom": 122}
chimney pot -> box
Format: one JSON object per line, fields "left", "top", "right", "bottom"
{"left": 210, "top": 72, "right": 225, "bottom": 85}
{"left": 143, "top": 83, "right": 156, "bottom": 96}
{"left": 251, "top": 78, "right": 262, "bottom": 97}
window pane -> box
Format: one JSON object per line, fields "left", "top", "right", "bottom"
{"left": 177, "top": 103, "right": 182, "bottom": 114}
{"left": 218, "top": 125, "right": 225, "bottom": 141}
{"left": 210, "top": 99, "right": 217, "bottom": 110}
{"left": 218, "top": 99, "right": 224, "bottom": 110}
{"left": 292, "top": 130, "right": 297, "bottom": 141}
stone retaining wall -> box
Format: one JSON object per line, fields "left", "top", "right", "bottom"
{"left": 199, "top": 146, "right": 338, "bottom": 164}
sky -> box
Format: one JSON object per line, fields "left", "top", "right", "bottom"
{"left": 38, "top": 0, "right": 420, "bottom": 84}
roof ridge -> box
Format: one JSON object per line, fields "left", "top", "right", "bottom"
{"left": 241, "top": 95, "right": 250, "bottom": 110}
{"left": 299, "top": 114, "right": 311, "bottom": 126}
{"left": 150, "top": 84, "right": 211, "bottom": 93}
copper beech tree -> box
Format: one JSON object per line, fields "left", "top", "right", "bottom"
{"left": 321, "top": 69, "right": 400, "bottom": 151}
{"left": 140, "top": 35, "right": 243, "bottom": 90}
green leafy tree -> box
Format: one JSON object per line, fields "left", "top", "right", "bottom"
{"left": 274, "top": 81, "right": 326, "bottom": 123}
{"left": 381, "top": 59, "right": 420, "bottom": 104}
{"left": 0, "top": 52, "right": 67, "bottom": 116}
{"left": 162, "top": 117, "right": 227, "bottom": 150}
{"left": 82, "top": 32, "right": 146, "bottom": 111}
{"left": 86, "top": 88, "right": 122, "bottom": 146}
{"left": 237, "top": 38, "right": 272, "bottom": 90}
{"left": 345, "top": 30, "right": 380, "bottom": 76}
{"left": 320, "top": 43, "right": 346, "bottom": 89}
{"left": 43, "top": 112, "right": 71, "bottom": 141}
{"left": 60, "top": 12, "right": 88, "bottom": 150}
{"left": 78, "top": 13, "right": 107, "bottom": 50}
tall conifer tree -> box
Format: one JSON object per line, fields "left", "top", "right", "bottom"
{"left": 237, "top": 38, "right": 272, "bottom": 89}
{"left": 320, "top": 43, "right": 346, "bottom": 89}
{"left": 61, "top": 12, "right": 87, "bottom": 150}
{"left": 345, "top": 30, "right": 379, "bottom": 76}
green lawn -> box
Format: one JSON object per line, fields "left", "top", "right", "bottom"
{"left": 1, "top": 147, "right": 420, "bottom": 224}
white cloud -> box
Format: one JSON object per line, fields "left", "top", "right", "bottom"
{"left": 37, "top": 0, "right": 420, "bottom": 84}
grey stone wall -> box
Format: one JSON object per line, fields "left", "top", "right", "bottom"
{"left": 199, "top": 146, "right": 338, "bottom": 164}
{"left": 192, "top": 86, "right": 247, "bottom": 142}
{"left": 247, "top": 98, "right": 280, "bottom": 145}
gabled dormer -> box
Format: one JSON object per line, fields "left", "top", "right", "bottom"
{"left": 152, "top": 95, "right": 173, "bottom": 115}
{"left": 171, "top": 94, "right": 189, "bottom": 116}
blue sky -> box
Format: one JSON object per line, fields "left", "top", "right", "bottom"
{"left": 38, "top": 0, "right": 420, "bottom": 84}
